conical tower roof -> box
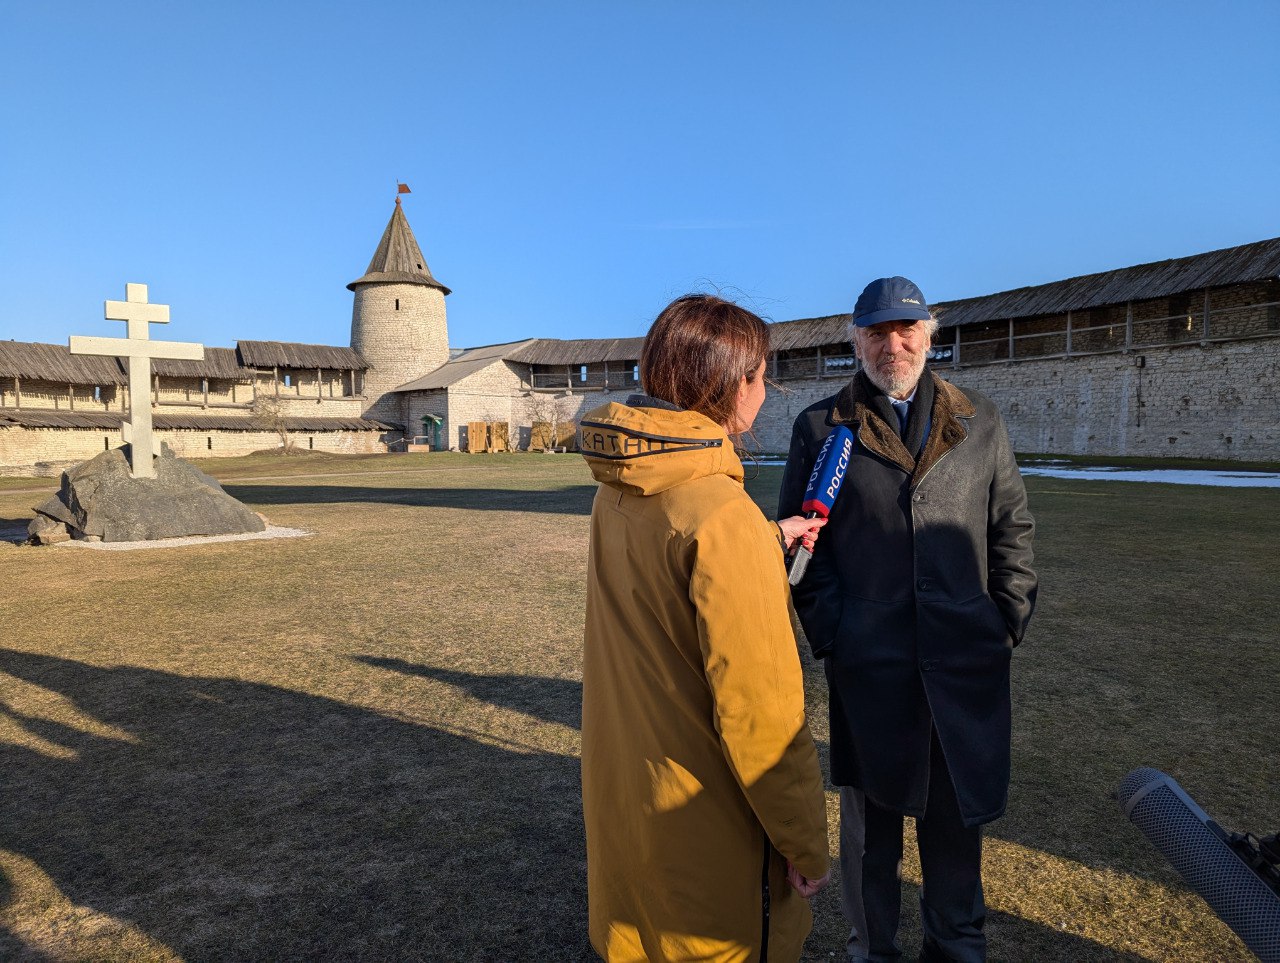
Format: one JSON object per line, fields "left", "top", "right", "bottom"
{"left": 347, "top": 199, "right": 451, "bottom": 294}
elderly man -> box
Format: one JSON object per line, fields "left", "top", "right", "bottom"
{"left": 779, "top": 276, "right": 1037, "bottom": 963}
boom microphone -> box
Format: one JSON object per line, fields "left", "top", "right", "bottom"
{"left": 787, "top": 426, "right": 854, "bottom": 586}
{"left": 1116, "top": 767, "right": 1280, "bottom": 961}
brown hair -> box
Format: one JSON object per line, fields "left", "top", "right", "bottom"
{"left": 640, "top": 294, "right": 770, "bottom": 430}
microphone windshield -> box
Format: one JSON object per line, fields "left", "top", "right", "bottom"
{"left": 1117, "top": 767, "right": 1280, "bottom": 960}
{"left": 801, "top": 427, "right": 854, "bottom": 517}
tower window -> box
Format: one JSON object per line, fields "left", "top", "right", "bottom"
{"left": 395, "top": 298, "right": 400, "bottom": 310}
{"left": 633, "top": 364, "right": 640, "bottom": 382}
{"left": 580, "top": 365, "right": 588, "bottom": 382}
{"left": 284, "top": 374, "right": 292, "bottom": 388}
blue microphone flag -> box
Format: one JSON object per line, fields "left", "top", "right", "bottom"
{"left": 800, "top": 427, "right": 854, "bottom": 518}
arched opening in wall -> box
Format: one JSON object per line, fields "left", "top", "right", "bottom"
{"left": 94, "top": 385, "right": 101, "bottom": 402}
{"left": 104, "top": 436, "right": 110, "bottom": 450}
{"left": 284, "top": 374, "right": 292, "bottom": 388}
{"left": 395, "top": 298, "right": 400, "bottom": 311}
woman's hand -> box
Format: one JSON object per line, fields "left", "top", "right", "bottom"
{"left": 786, "top": 860, "right": 831, "bottom": 898}
{"left": 777, "top": 515, "right": 827, "bottom": 552}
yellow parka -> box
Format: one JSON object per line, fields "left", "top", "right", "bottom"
{"left": 579, "top": 399, "right": 829, "bottom": 963}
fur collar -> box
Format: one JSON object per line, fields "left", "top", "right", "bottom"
{"left": 830, "top": 370, "right": 976, "bottom": 486}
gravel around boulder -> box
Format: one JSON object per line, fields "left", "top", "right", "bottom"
{"left": 29, "top": 444, "right": 267, "bottom": 544}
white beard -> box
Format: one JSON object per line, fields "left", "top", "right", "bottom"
{"left": 863, "top": 353, "right": 927, "bottom": 398}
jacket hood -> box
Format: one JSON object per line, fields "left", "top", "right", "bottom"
{"left": 578, "top": 398, "right": 743, "bottom": 496}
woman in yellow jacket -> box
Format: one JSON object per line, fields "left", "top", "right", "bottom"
{"left": 581, "top": 294, "right": 830, "bottom": 962}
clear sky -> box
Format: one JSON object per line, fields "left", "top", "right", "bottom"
{"left": 2, "top": 1, "right": 1277, "bottom": 352}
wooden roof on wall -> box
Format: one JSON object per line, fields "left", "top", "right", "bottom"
{"left": 932, "top": 236, "right": 1280, "bottom": 329}
{"left": 762, "top": 236, "right": 1280, "bottom": 347}
{"left": 506, "top": 337, "right": 647, "bottom": 366}
{"left": 766, "top": 314, "right": 854, "bottom": 351}
{"left": 236, "top": 341, "right": 368, "bottom": 370}
{"left": 0, "top": 338, "right": 368, "bottom": 386}
{"left": 152, "top": 346, "right": 243, "bottom": 379}
{"left": 477, "top": 236, "right": 1280, "bottom": 363}
{"left": 0, "top": 341, "right": 127, "bottom": 385}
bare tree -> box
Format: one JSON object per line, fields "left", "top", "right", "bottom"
{"left": 527, "top": 393, "right": 572, "bottom": 451}
{"left": 505, "top": 420, "right": 522, "bottom": 452}
{"left": 251, "top": 395, "right": 294, "bottom": 453}
{"left": 478, "top": 407, "right": 516, "bottom": 452}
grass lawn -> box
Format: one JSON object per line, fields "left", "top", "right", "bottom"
{"left": 0, "top": 451, "right": 1275, "bottom": 961}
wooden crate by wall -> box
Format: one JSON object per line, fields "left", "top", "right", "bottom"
{"left": 490, "top": 422, "right": 509, "bottom": 452}
{"left": 466, "top": 421, "right": 489, "bottom": 453}
{"left": 530, "top": 420, "right": 576, "bottom": 451}
{"left": 530, "top": 421, "right": 553, "bottom": 451}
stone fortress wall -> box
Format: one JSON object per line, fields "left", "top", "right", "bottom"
{"left": 0, "top": 359, "right": 384, "bottom": 475}
{"left": 746, "top": 337, "right": 1277, "bottom": 460}
{"left": 547, "top": 279, "right": 1280, "bottom": 461}
{"left": 3, "top": 203, "right": 1276, "bottom": 473}
{"left": 5, "top": 293, "right": 1276, "bottom": 472}
{"left": 0, "top": 425, "right": 383, "bottom": 476}
{"left": 432, "top": 329, "right": 1278, "bottom": 463}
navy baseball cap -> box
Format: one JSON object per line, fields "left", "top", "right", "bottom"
{"left": 852, "top": 276, "right": 932, "bottom": 327}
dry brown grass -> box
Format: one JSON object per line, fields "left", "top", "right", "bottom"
{"left": 0, "top": 452, "right": 1274, "bottom": 961}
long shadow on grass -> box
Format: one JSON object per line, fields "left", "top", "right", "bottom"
{"left": 0, "top": 648, "right": 591, "bottom": 961}
{"left": 356, "top": 658, "right": 583, "bottom": 730}
{"left": 0, "top": 517, "right": 31, "bottom": 544}
{"left": 354, "top": 663, "right": 1153, "bottom": 960}
{"left": 223, "top": 483, "right": 597, "bottom": 514}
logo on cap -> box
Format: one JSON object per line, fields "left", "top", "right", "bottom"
{"left": 852, "top": 276, "right": 932, "bottom": 327}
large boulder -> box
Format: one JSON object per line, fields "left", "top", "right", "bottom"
{"left": 28, "top": 513, "right": 71, "bottom": 545}
{"left": 28, "top": 444, "right": 266, "bottom": 543}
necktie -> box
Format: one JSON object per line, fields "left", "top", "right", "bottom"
{"left": 896, "top": 402, "right": 910, "bottom": 438}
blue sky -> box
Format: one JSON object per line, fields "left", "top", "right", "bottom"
{"left": 2, "top": 1, "right": 1276, "bottom": 351}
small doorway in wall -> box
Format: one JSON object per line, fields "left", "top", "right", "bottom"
{"left": 421, "top": 413, "right": 443, "bottom": 450}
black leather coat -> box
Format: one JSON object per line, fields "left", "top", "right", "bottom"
{"left": 779, "top": 371, "right": 1037, "bottom": 826}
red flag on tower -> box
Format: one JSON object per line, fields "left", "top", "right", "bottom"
{"left": 397, "top": 183, "right": 411, "bottom": 194}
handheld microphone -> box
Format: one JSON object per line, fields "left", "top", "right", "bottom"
{"left": 787, "top": 426, "right": 854, "bottom": 586}
{"left": 1117, "top": 767, "right": 1280, "bottom": 961}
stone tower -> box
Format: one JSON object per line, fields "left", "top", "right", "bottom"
{"left": 348, "top": 197, "right": 451, "bottom": 423}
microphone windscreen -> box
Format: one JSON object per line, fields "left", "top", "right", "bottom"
{"left": 1117, "top": 767, "right": 1280, "bottom": 961}
{"left": 800, "top": 427, "right": 854, "bottom": 517}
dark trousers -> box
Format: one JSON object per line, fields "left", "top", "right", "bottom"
{"left": 839, "top": 730, "right": 986, "bottom": 962}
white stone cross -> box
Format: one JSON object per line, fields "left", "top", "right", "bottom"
{"left": 69, "top": 283, "right": 204, "bottom": 479}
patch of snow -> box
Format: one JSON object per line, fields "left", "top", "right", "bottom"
{"left": 1018, "top": 467, "right": 1280, "bottom": 488}
{"left": 756, "top": 458, "right": 1278, "bottom": 488}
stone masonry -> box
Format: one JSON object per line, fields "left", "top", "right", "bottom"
{"left": 351, "top": 282, "right": 449, "bottom": 424}
{"left": 748, "top": 338, "right": 1278, "bottom": 459}
{"left": 0, "top": 425, "right": 385, "bottom": 477}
